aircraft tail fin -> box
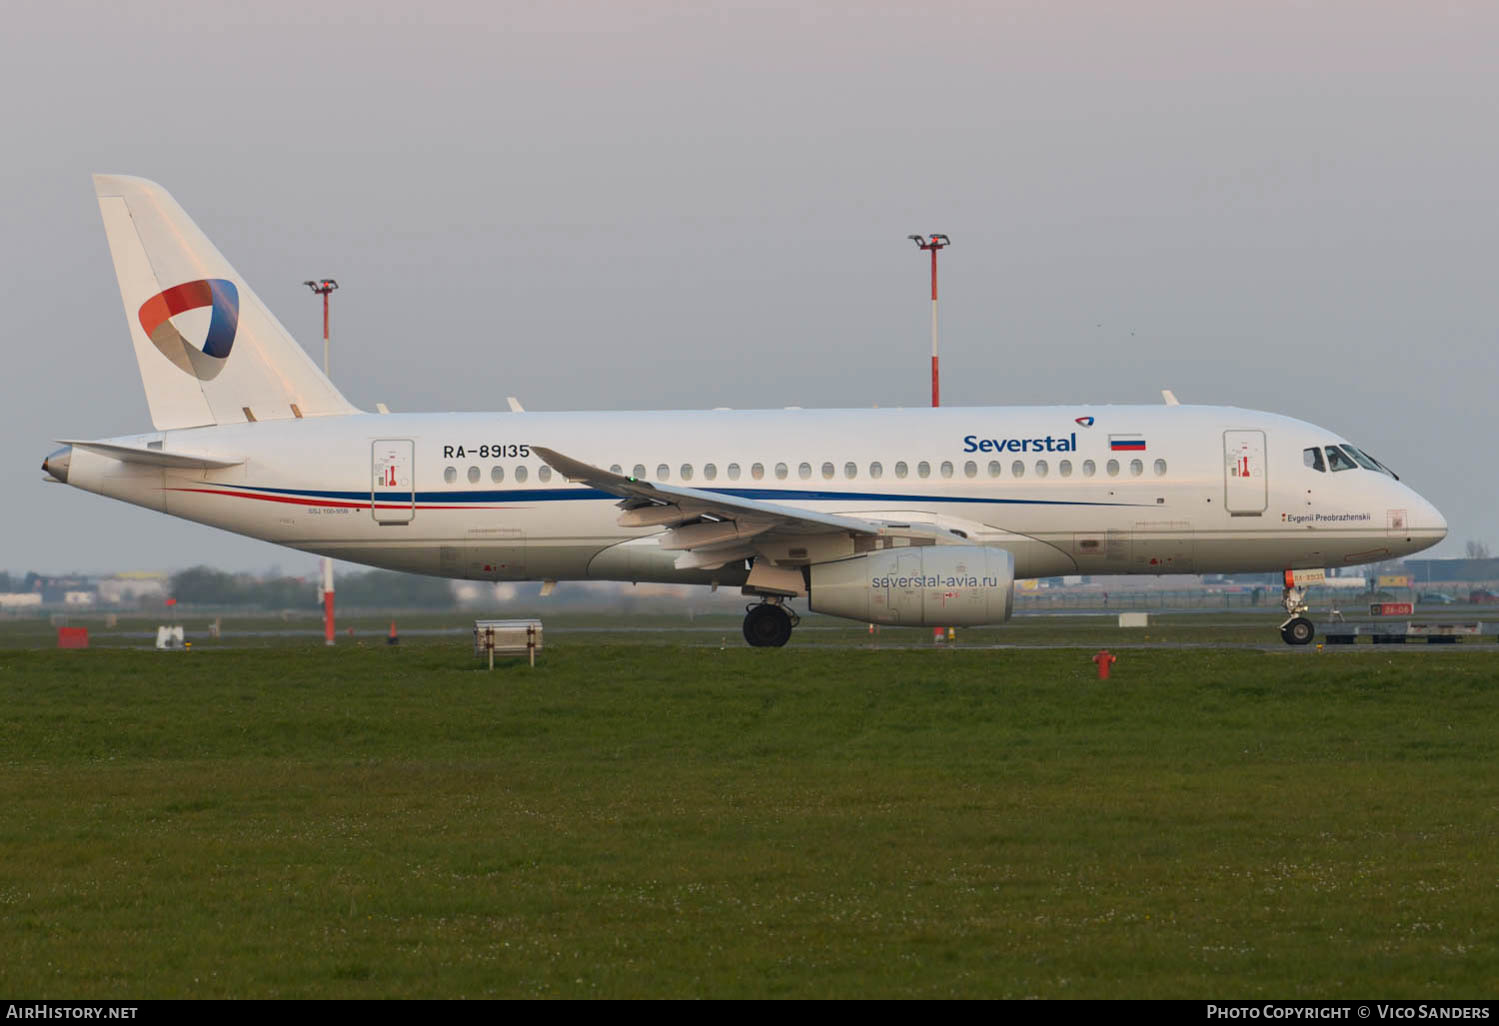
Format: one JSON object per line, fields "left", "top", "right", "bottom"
{"left": 93, "top": 174, "right": 359, "bottom": 430}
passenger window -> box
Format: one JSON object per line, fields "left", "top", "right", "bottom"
{"left": 751, "top": 462, "right": 765, "bottom": 480}
{"left": 963, "top": 460, "right": 977, "bottom": 478}
{"left": 443, "top": 466, "right": 457, "bottom": 484}
{"left": 1129, "top": 459, "right": 1143, "bottom": 477}
{"left": 1059, "top": 460, "right": 1072, "bottom": 478}
{"left": 1153, "top": 459, "right": 1167, "bottom": 476}
{"left": 609, "top": 464, "right": 622, "bottom": 475}
{"left": 1011, "top": 460, "right": 1025, "bottom": 478}
{"left": 515, "top": 466, "right": 529, "bottom": 483}
{"left": 821, "top": 462, "right": 835, "bottom": 480}
{"left": 798, "top": 462, "right": 812, "bottom": 480}
{"left": 918, "top": 461, "right": 931, "bottom": 479}
{"left": 1035, "top": 460, "right": 1049, "bottom": 478}
{"left": 1082, "top": 459, "right": 1096, "bottom": 477}
{"left": 679, "top": 464, "right": 693, "bottom": 480}
{"left": 870, "top": 461, "right": 883, "bottom": 479}
{"left": 632, "top": 464, "right": 646, "bottom": 479}
{"left": 895, "top": 461, "right": 909, "bottom": 479}
{"left": 844, "top": 461, "right": 858, "bottom": 479}
{"left": 775, "top": 462, "right": 788, "bottom": 480}
{"left": 703, "top": 463, "right": 717, "bottom": 481}
{"left": 538, "top": 466, "right": 552, "bottom": 483}
{"left": 988, "top": 460, "right": 1001, "bottom": 478}
{"left": 656, "top": 464, "right": 670, "bottom": 479}
{"left": 727, "top": 463, "right": 741, "bottom": 480}
{"left": 467, "top": 466, "right": 480, "bottom": 484}
{"left": 1106, "top": 459, "right": 1119, "bottom": 477}
{"left": 939, "top": 461, "right": 954, "bottom": 479}
{"left": 491, "top": 466, "right": 505, "bottom": 483}
{"left": 1325, "top": 446, "right": 1356, "bottom": 472}
{"left": 1303, "top": 448, "right": 1325, "bottom": 472}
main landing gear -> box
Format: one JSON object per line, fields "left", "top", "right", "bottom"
{"left": 743, "top": 599, "right": 799, "bottom": 648}
{"left": 1280, "top": 581, "right": 1315, "bottom": 646}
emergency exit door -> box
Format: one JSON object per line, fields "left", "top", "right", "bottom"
{"left": 1224, "top": 430, "right": 1267, "bottom": 516}
{"left": 372, "top": 439, "right": 415, "bottom": 524}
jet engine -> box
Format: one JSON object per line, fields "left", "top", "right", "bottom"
{"left": 808, "top": 546, "right": 1015, "bottom": 626}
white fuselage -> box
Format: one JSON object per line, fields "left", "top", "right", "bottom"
{"left": 58, "top": 403, "right": 1447, "bottom": 588}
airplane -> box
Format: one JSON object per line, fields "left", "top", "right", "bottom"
{"left": 42, "top": 175, "right": 1448, "bottom": 647}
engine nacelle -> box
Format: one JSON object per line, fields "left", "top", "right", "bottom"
{"left": 808, "top": 546, "right": 1015, "bottom": 626}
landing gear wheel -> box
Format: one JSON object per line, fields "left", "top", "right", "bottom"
{"left": 1281, "top": 617, "right": 1315, "bottom": 646}
{"left": 743, "top": 603, "right": 793, "bottom": 648}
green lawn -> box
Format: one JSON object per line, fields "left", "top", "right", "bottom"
{"left": 1, "top": 642, "right": 1496, "bottom": 997}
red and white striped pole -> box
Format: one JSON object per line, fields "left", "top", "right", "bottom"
{"left": 304, "top": 279, "right": 339, "bottom": 647}
{"left": 910, "top": 236, "right": 952, "bottom": 644}
{"left": 908, "top": 234, "right": 950, "bottom": 407}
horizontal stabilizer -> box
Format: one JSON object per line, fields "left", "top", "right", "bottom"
{"left": 58, "top": 439, "right": 244, "bottom": 470}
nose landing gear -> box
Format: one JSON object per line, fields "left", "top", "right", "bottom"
{"left": 1280, "top": 616, "right": 1315, "bottom": 645}
{"left": 1280, "top": 578, "right": 1316, "bottom": 646}
{"left": 743, "top": 600, "right": 798, "bottom": 648}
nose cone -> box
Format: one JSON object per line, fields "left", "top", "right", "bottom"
{"left": 42, "top": 445, "right": 71, "bottom": 484}
{"left": 1423, "top": 499, "right": 1448, "bottom": 540}
{"left": 1403, "top": 491, "right": 1447, "bottom": 552}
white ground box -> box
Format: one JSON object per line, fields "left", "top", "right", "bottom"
{"left": 1118, "top": 613, "right": 1150, "bottom": 628}
{"left": 474, "top": 619, "right": 543, "bottom": 667}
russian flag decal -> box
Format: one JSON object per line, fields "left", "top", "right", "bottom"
{"left": 1109, "top": 434, "right": 1146, "bottom": 451}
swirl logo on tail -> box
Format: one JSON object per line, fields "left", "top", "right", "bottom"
{"left": 138, "top": 279, "right": 240, "bottom": 380}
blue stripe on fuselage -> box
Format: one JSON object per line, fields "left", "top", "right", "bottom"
{"left": 224, "top": 483, "right": 1148, "bottom": 508}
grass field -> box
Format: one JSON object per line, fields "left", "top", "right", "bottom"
{"left": 2, "top": 628, "right": 1498, "bottom": 997}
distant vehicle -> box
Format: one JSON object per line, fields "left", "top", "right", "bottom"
{"left": 1469, "top": 589, "right": 1498, "bottom": 604}
{"left": 1418, "top": 592, "right": 1457, "bottom": 605}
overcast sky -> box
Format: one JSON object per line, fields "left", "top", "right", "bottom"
{"left": 4, "top": 0, "right": 1494, "bottom": 576}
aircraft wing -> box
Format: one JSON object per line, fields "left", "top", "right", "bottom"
{"left": 534, "top": 445, "right": 893, "bottom": 571}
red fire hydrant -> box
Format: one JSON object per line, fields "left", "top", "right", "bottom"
{"left": 1092, "top": 650, "right": 1118, "bottom": 680}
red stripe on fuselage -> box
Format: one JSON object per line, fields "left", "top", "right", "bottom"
{"left": 165, "top": 487, "right": 523, "bottom": 511}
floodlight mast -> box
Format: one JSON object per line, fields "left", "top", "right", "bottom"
{"left": 303, "top": 279, "right": 338, "bottom": 378}
{"left": 907, "top": 235, "right": 950, "bottom": 407}
{"left": 303, "top": 278, "right": 339, "bottom": 646}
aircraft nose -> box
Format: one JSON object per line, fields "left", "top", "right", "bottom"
{"left": 42, "top": 445, "right": 71, "bottom": 484}
{"left": 1426, "top": 500, "right": 1448, "bottom": 540}
{"left": 1407, "top": 492, "right": 1447, "bottom": 543}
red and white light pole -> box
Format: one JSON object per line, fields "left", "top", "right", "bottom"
{"left": 304, "top": 278, "right": 339, "bottom": 647}
{"left": 907, "top": 234, "right": 950, "bottom": 407}
{"left": 909, "top": 235, "right": 951, "bottom": 645}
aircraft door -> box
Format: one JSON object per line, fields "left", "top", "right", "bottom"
{"left": 1224, "top": 430, "right": 1267, "bottom": 516}
{"left": 372, "top": 439, "right": 415, "bottom": 524}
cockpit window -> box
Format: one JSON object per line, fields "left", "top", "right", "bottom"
{"left": 1340, "top": 445, "right": 1380, "bottom": 472}
{"left": 1348, "top": 446, "right": 1399, "bottom": 479}
{"left": 1325, "top": 445, "right": 1357, "bottom": 472}
{"left": 1303, "top": 447, "right": 1325, "bottom": 472}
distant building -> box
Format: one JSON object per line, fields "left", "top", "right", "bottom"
{"left": 97, "top": 572, "right": 168, "bottom": 605}
{"left": 1404, "top": 558, "right": 1499, "bottom": 584}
